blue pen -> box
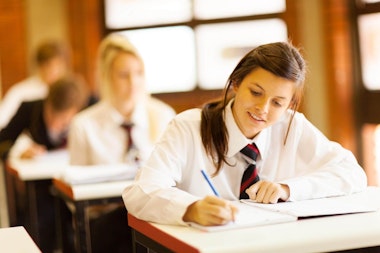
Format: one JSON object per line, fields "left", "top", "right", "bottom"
{"left": 200, "top": 169, "right": 220, "bottom": 197}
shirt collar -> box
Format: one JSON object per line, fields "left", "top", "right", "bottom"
{"left": 102, "top": 99, "right": 149, "bottom": 130}
{"left": 225, "top": 99, "right": 267, "bottom": 160}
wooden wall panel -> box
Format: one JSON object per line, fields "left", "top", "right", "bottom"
{"left": 322, "top": 0, "right": 357, "bottom": 154}
{"left": 66, "top": 0, "right": 104, "bottom": 94}
{"left": 0, "top": 1, "right": 28, "bottom": 96}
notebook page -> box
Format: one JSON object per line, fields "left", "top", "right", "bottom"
{"left": 187, "top": 201, "right": 296, "bottom": 232}
{"left": 241, "top": 190, "right": 379, "bottom": 218}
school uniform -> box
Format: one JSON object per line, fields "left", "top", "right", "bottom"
{"left": 67, "top": 96, "right": 176, "bottom": 253}
{"left": 122, "top": 99, "right": 367, "bottom": 225}
{"left": 0, "top": 76, "right": 48, "bottom": 129}
{"left": 0, "top": 100, "right": 66, "bottom": 160}
{"left": 68, "top": 98, "right": 176, "bottom": 165}
{"left": 0, "top": 99, "right": 66, "bottom": 253}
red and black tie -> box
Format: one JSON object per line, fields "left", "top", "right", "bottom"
{"left": 239, "top": 143, "right": 260, "bottom": 199}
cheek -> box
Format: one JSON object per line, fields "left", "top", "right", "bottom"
{"left": 111, "top": 79, "right": 130, "bottom": 98}
{"left": 267, "top": 107, "right": 287, "bottom": 123}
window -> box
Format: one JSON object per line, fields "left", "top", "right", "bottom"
{"left": 104, "top": 0, "right": 288, "bottom": 93}
{"left": 105, "top": 0, "right": 192, "bottom": 28}
{"left": 358, "top": 13, "right": 380, "bottom": 90}
{"left": 119, "top": 26, "right": 196, "bottom": 93}
{"left": 196, "top": 19, "right": 287, "bottom": 89}
{"left": 352, "top": 0, "right": 380, "bottom": 186}
{"left": 193, "top": 0, "right": 285, "bottom": 19}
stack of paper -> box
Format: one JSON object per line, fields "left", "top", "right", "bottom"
{"left": 61, "top": 164, "right": 138, "bottom": 185}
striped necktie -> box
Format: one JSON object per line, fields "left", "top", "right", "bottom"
{"left": 239, "top": 143, "right": 260, "bottom": 199}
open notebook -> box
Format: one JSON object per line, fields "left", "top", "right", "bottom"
{"left": 187, "top": 187, "right": 380, "bottom": 232}
{"left": 187, "top": 201, "right": 297, "bottom": 232}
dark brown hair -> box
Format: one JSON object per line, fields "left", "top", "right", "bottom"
{"left": 45, "top": 74, "right": 88, "bottom": 112}
{"left": 201, "top": 41, "right": 306, "bottom": 174}
{"left": 34, "top": 40, "right": 70, "bottom": 66}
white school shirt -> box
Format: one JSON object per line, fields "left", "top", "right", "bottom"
{"left": 122, "top": 100, "right": 367, "bottom": 225}
{"left": 0, "top": 75, "right": 48, "bottom": 129}
{"left": 68, "top": 97, "right": 176, "bottom": 166}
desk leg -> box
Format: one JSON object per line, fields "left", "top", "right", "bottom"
{"left": 74, "top": 201, "right": 91, "bottom": 253}
{"left": 132, "top": 228, "right": 171, "bottom": 253}
{"left": 25, "top": 180, "right": 57, "bottom": 253}
{"left": 25, "top": 181, "right": 39, "bottom": 242}
{"left": 4, "top": 166, "right": 18, "bottom": 226}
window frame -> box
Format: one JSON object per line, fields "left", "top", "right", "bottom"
{"left": 101, "top": 0, "right": 295, "bottom": 112}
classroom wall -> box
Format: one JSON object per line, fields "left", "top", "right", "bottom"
{"left": 25, "top": 0, "right": 68, "bottom": 73}
{"left": 297, "top": 0, "right": 328, "bottom": 135}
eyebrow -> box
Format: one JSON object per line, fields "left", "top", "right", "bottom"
{"left": 253, "top": 83, "right": 289, "bottom": 100}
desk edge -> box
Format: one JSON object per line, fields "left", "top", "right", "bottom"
{"left": 52, "top": 178, "right": 74, "bottom": 199}
{"left": 128, "top": 213, "right": 200, "bottom": 253}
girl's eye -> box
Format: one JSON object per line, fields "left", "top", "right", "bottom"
{"left": 251, "top": 90, "right": 261, "bottom": 96}
{"left": 272, "top": 100, "right": 283, "bottom": 107}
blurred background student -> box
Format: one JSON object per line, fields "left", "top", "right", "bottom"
{"left": 0, "top": 75, "right": 89, "bottom": 253}
{"left": 0, "top": 74, "right": 89, "bottom": 160}
{"left": 67, "top": 33, "right": 176, "bottom": 253}
{"left": 0, "top": 39, "right": 71, "bottom": 129}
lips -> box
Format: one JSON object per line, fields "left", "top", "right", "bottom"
{"left": 248, "top": 112, "right": 265, "bottom": 122}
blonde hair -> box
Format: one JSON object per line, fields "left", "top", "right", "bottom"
{"left": 96, "top": 33, "right": 144, "bottom": 101}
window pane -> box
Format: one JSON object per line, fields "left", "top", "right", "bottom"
{"left": 119, "top": 26, "right": 196, "bottom": 93}
{"left": 194, "top": 0, "right": 286, "bottom": 19}
{"left": 105, "top": 0, "right": 192, "bottom": 29}
{"left": 196, "top": 19, "right": 288, "bottom": 90}
{"left": 361, "top": 0, "right": 380, "bottom": 3}
{"left": 358, "top": 13, "right": 380, "bottom": 90}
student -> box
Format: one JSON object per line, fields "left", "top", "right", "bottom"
{"left": 68, "top": 33, "right": 176, "bottom": 165}
{"left": 0, "top": 39, "right": 71, "bottom": 129}
{"left": 0, "top": 75, "right": 88, "bottom": 253}
{"left": 67, "top": 33, "right": 176, "bottom": 253}
{"left": 0, "top": 74, "right": 88, "bottom": 160}
{"left": 122, "top": 41, "right": 367, "bottom": 227}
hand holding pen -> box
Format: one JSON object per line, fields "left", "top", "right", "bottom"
{"left": 182, "top": 170, "right": 238, "bottom": 226}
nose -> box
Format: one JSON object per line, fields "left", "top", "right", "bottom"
{"left": 255, "top": 98, "right": 270, "bottom": 114}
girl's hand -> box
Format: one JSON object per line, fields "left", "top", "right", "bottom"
{"left": 20, "top": 143, "right": 47, "bottom": 159}
{"left": 183, "top": 195, "right": 238, "bottom": 226}
{"left": 246, "top": 181, "right": 290, "bottom": 203}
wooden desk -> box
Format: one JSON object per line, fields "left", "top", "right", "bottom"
{"left": 128, "top": 187, "right": 380, "bottom": 253}
{"left": 4, "top": 150, "right": 68, "bottom": 253}
{"left": 0, "top": 226, "right": 41, "bottom": 253}
{"left": 52, "top": 178, "right": 133, "bottom": 253}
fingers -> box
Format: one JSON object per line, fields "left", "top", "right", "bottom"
{"left": 183, "top": 196, "right": 239, "bottom": 226}
{"left": 246, "top": 181, "right": 289, "bottom": 204}
{"left": 20, "top": 144, "right": 47, "bottom": 159}
{"left": 203, "top": 196, "right": 238, "bottom": 225}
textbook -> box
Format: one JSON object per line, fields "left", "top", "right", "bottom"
{"left": 187, "top": 187, "right": 380, "bottom": 232}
